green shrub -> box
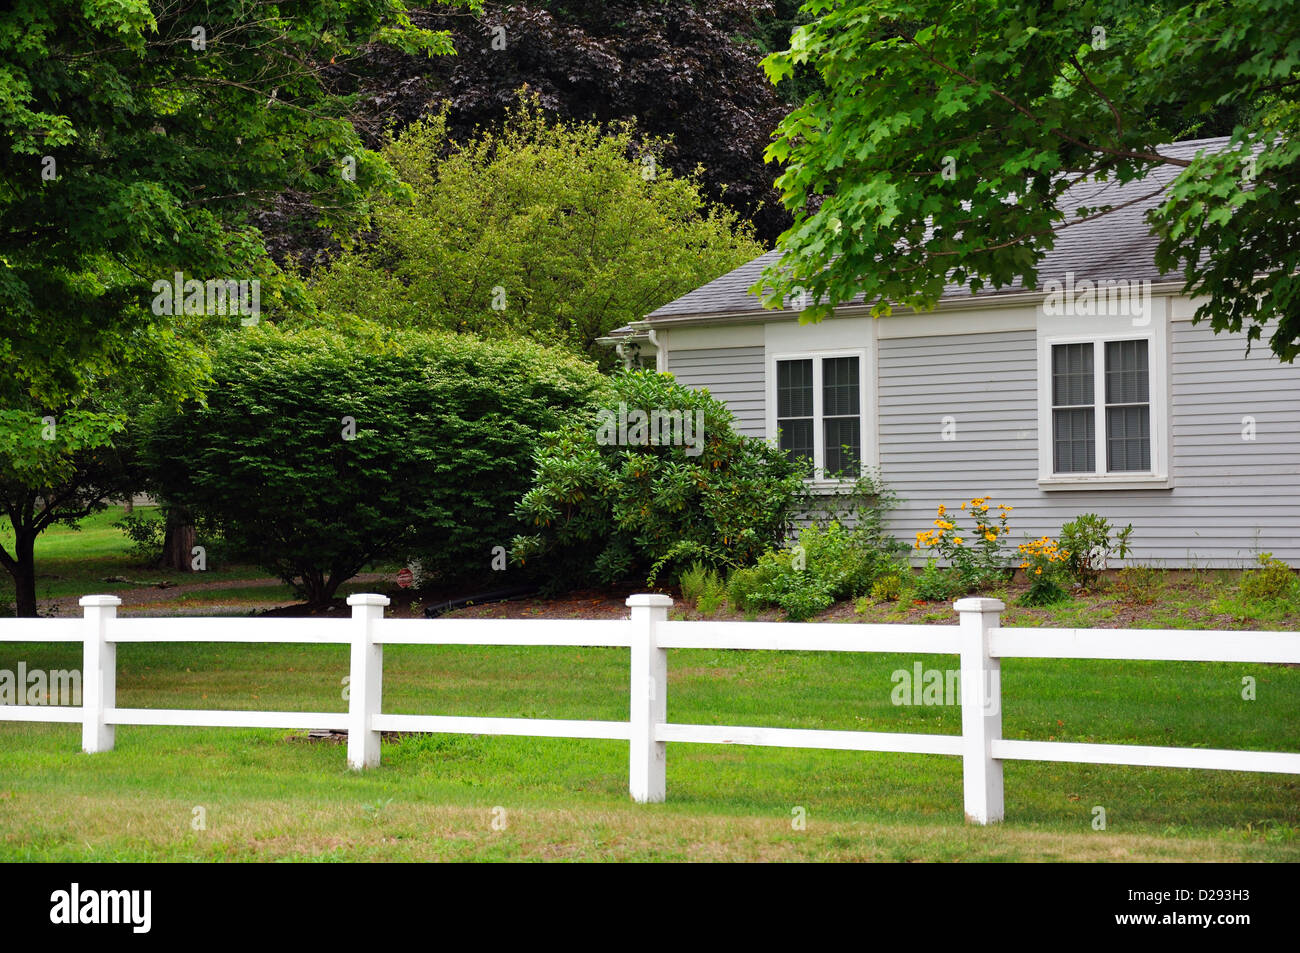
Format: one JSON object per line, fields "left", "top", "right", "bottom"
{"left": 513, "top": 370, "right": 804, "bottom": 588}
{"left": 719, "top": 472, "right": 909, "bottom": 621}
{"left": 770, "top": 572, "right": 836, "bottom": 621}
{"left": 726, "top": 556, "right": 782, "bottom": 616}
{"left": 113, "top": 512, "right": 165, "bottom": 565}
{"left": 913, "top": 559, "right": 958, "bottom": 602}
{"left": 725, "top": 548, "right": 835, "bottom": 621}
{"left": 1060, "top": 514, "right": 1134, "bottom": 588}
{"left": 1113, "top": 564, "right": 1162, "bottom": 605}
{"left": 1240, "top": 553, "right": 1299, "bottom": 603}
{"left": 680, "top": 561, "right": 726, "bottom": 616}
{"left": 869, "top": 574, "right": 904, "bottom": 603}
{"left": 143, "top": 325, "right": 604, "bottom": 604}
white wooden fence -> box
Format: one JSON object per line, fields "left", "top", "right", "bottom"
{"left": 2, "top": 592, "right": 1299, "bottom": 823}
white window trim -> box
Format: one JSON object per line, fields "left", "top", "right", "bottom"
{"left": 1036, "top": 308, "right": 1171, "bottom": 490}
{"left": 768, "top": 348, "right": 875, "bottom": 486}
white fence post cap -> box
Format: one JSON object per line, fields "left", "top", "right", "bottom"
{"left": 79, "top": 595, "right": 123, "bottom": 608}
{"left": 346, "top": 593, "right": 391, "bottom": 607}
{"left": 626, "top": 593, "right": 674, "bottom": 608}
{"left": 953, "top": 597, "right": 1005, "bottom": 613}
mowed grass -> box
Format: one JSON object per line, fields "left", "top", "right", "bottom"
{"left": 1, "top": 639, "right": 1297, "bottom": 861}
{"left": 0, "top": 507, "right": 272, "bottom": 607}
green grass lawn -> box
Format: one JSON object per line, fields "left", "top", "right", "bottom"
{"left": 0, "top": 507, "right": 275, "bottom": 607}
{"left": 0, "top": 638, "right": 1296, "bottom": 861}
{"left": 1, "top": 509, "right": 1297, "bottom": 860}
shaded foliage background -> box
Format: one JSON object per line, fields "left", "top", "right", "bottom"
{"left": 260, "top": 0, "right": 803, "bottom": 264}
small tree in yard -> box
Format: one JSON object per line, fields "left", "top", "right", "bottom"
{"left": 0, "top": 409, "right": 135, "bottom": 617}
{"left": 143, "top": 325, "right": 605, "bottom": 606}
{"left": 310, "top": 95, "right": 763, "bottom": 364}
{"left": 513, "top": 370, "right": 805, "bottom": 588}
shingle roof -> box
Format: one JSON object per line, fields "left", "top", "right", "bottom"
{"left": 646, "top": 137, "right": 1227, "bottom": 322}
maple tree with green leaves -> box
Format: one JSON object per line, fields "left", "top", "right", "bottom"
{"left": 0, "top": 0, "right": 468, "bottom": 614}
{"left": 758, "top": 0, "right": 1300, "bottom": 361}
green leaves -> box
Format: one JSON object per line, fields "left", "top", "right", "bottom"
{"left": 0, "top": 409, "right": 124, "bottom": 491}
{"left": 143, "top": 324, "right": 605, "bottom": 603}
{"left": 513, "top": 370, "right": 804, "bottom": 588}
{"left": 756, "top": 0, "right": 1300, "bottom": 360}
{"left": 0, "top": 0, "right": 468, "bottom": 409}
{"left": 309, "top": 94, "right": 762, "bottom": 364}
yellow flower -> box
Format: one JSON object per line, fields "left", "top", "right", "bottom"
{"left": 985, "top": 533, "right": 996, "bottom": 542}
{"left": 953, "top": 537, "right": 964, "bottom": 545}
{"left": 1034, "top": 568, "right": 1042, "bottom": 575}
{"left": 937, "top": 504, "right": 946, "bottom": 516}
{"left": 934, "top": 519, "right": 955, "bottom": 530}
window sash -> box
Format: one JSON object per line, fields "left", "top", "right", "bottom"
{"left": 1050, "top": 339, "right": 1152, "bottom": 475}
{"left": 775, "top": 355, "right": 863, "bottom": 479}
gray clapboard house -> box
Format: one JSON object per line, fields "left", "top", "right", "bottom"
{"left": 603, "top": 137, "right": 1300, "bottom": 567}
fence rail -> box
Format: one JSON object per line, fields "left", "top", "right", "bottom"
{"left": 2, "top": 593, "right": 1298, "bottom": 824}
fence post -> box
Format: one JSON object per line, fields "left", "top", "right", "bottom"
{"left": 346, "top": 593, "right": 389, "bottom": 770}
{"left": 80, "top": 595, "right": 121, "bottom": 754}
{"left": 627, "top": 593, "right": 672, "bottom": 803}
{"left": 955, "top": 597, "right": 1005, "bottom": 824}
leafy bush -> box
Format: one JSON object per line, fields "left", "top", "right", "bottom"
{"left": 913, "top": 558, "right": 958, "bottom": 602}
{"left": 144, "top": 326, "right": 604, "bottom": 604}
{"left": 1240, "top": 553, "right": 1299, "bottom": 604}
{"left": 113, "top": 512, "right": 165, "bottom": 565}
{"left": 869, "top": 574, "right": 904, "bottom": 603}
{"left": 726, "top": 548, "right": 836, "bottom": 621}
{"left": 1060, "top": 514, "right": 1134, "bottom": 588}
{"left": 1113, "top": 564, "right": 1163, "bottom": 605}
{"left": 722, "top": 472, "right": 908, "bottom": 621}
{"left": 1017, "top": 536, "right": 1070, "bottom": 606}
{"left": 726, "top": 552, "right": 784, "bottom": 615}
{"left": 513, "top": 370, "right": 804, "bottom": 588}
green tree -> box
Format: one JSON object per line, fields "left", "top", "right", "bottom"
{"left": 144, "top": 326, "right": 605, "bottom": 606}
{"left": 0, "top": 0, "right": 466, "bottom": 614}
{"left": 310, "top": 96, "right": 763, "bottom": 363}
{"left": 757, "top": 0, "right": 1300, "bottom": 360}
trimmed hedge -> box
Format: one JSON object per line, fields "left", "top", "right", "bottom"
{"left": 143, "top": 326, "right": 605, "bottom": 603}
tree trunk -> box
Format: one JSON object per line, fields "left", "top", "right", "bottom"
{"left": 123, "top": 497, "right": 134, "bottom": 515}
{"left": 160, "top": 505, "right": 196, "bottom": 572}
{"left": 9, "top": 532, "right": 38, "bottom": 618}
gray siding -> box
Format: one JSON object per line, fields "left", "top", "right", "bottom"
{"left": 879, "top": 326, "right": 1300, "bottom": 567}
{"left": 668, "top": 346, "right": 765, "bottom": 437}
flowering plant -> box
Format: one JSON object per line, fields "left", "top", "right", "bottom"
{"left": 914, "top": 497, "right": 1012, "bottom": 591}
{"left": 1017, "top": 535, "right": 1070, "bottom": 605}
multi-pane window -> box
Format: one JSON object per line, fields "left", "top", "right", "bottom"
{"left": 776, "top": 355, "right": 862, "bottom": 478}
{"left": 822, "top": 357, "right": 861, "bottom": 477}
{"left": 1050, "top": 339, "right": 1150, "bottom": 474}
{"left": 776, "top": 359, "right": 814, "bottom": 472}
